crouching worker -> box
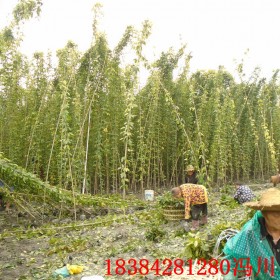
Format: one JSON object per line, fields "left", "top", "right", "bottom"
{"left": 171, "top": 183, "right": 208, "bottom": 230}
{"left": 222, "top": 188, "right": 280, "bottom": 279}
{"left": 233, "top": 182, "right": 255, "bottom": 204}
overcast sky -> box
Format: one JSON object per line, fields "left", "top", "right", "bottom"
{"left": 1, "top": 0, "right": 280, "bottom": 80}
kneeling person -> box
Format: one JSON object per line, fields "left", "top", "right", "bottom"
{"left": 233, "top": 182, "right": 255, "bottom": 204}
{"left": 171, "top": 183, "right": 208, "bottom": 230}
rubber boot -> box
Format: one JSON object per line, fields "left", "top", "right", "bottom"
{"left": 201, "top": 215, "right": 208, "bottom": 225}
{"left": 191, "top": 220, "right": 199, "bottom": 231}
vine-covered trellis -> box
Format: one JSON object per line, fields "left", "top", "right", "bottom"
{"left": 1, "top": 1, "right": 280, "bottom": 196}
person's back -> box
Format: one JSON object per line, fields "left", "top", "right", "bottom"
{"left": 180, "top": 184, "right": 207, "bottom": 203}
{"left": 233, "top": 183, "right": 255, "bottom": 204}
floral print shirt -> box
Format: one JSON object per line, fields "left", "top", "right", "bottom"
{"left": 234, "top": 185, "right": 255, "bottom": 204}
{"left": 179, "top": 184, "right": 208, "bottom": 219}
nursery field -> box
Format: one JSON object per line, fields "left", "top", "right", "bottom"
{"left": 1, "top": 2, "right": 280, "bottom": 279}
{"left": 0, "top": 184, "right": 266, "bottom": 280}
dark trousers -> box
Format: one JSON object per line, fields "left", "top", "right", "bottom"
{"left": 191, "top": 203, "right": 207, "bottom": 220}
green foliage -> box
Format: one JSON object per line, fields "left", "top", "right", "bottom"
{"left": 0, "top": 153, "right": 148, "bottom": 220}
{"left": 220, "top": 184, "right": 233, "bottom": 195}
{"left": 157, "top": 192, "right": 185, "bottom": 208}
{"left": 184, "top": 232, "right": 211, "bottom": 260}
{"left": 47, "top": 237, "right": 87, "bottom": 255}
{"left": 13, "top": 0, "right": 43, "bottom": 24}
{"left": 219, "top": 194, "right": 239, "bottom": 209}
{"left": 174, "top": 228, "right": 188, "bottom": 237}
{"left": 120, "top": 242, "right": 140, "bottom": 253}
{"left": 210, "top": 222, "right": 240, "bottom": 238}
{"left": 210, "top": 207, "right": 252, "bottom": 239}
{"left": 245, "top": 207, "right": 256, "bottom": 221}
{"left": 0, "top": 2, "right": 280, "bottom": 196}
{"left": 145, "top": 226, "right": 166, "bottom": 242}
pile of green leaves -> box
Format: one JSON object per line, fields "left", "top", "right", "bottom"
{"left": 219, "top": 194, "right": 239, "bottom": 209}
{"left": 0, "top": 154, "right": 146, "bottom": 210}
{"left": 156, "top": 192, "right": 185, "bottom": 208}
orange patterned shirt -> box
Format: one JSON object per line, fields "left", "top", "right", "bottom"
{"left": 179, "top": 183, "right": 208, "bottom": 219}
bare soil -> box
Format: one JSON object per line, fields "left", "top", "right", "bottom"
{"left": 0, "top": 184, "right": 268, "bottom": 280}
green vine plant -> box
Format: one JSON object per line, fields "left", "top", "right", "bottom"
{"left": 157, "top": 192, "right": 185, "bottom": 209}
{"left": 184, "top": 231, "right": 212, "bottom": 260}
{"left": 1, "top": 2, "right": 280, "bottom": 198}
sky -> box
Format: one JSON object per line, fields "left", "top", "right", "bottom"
{"left": 0, "top": 0, "right": 280, "bottom": 80}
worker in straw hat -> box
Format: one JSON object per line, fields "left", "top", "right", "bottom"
{"left": 185, "top": 165, "right": 198, "bottom": 184}
{"left": 222, "top": 188, "right": 280, "bottom": 279}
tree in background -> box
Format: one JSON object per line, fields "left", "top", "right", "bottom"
{"left": 0, "top": 1, "right": 280, "bottom": 195}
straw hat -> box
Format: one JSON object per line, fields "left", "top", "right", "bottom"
{"left": 186, "top": 165, "right": 195, "bottom": 172}
{"left": 244, "top": 188, "right": 280, "bottom": 211}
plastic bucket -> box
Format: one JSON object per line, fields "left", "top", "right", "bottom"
{"left": 144, "top": 190, "right": 154, "bottom": 201}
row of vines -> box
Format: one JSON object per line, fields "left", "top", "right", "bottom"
{"left": 0, "top": 1, "right": 280, "bottom": 195}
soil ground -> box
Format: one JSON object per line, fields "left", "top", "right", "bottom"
{"left": 0, "top": 184, "right": 269, "bottom": 280}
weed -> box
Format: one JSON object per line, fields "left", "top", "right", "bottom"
{"left": 184, "top": 231, "right": 211, "bottom": 259}
{"left": 145, "top": 226, "right": 166, "bottom": 242}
